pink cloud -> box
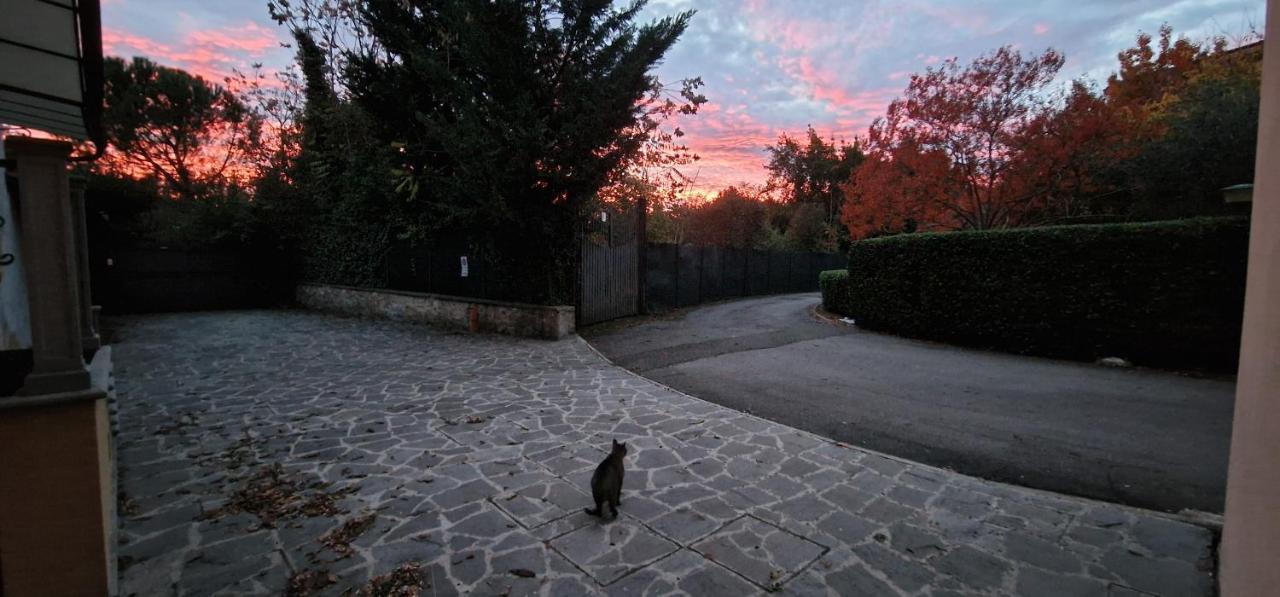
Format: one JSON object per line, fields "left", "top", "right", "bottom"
{"left": 103, "top": 22, "right": 283, "bottom": 83}
{"left": 669, "top": 106, "right": 778, "bottom": 195}
{"left": 670, "top": 95, "right": 880, "bottom": 197}
{"left": 1033, "top": 23, "right": 1051, "bottom": 35}
{"left": 773, "top": 55, "right": 897, "bottom": 122}
{"left": 769, "top": 20, "right": 833, "bottom": 52}
{"left": 668, "top": 4, "right": 908, "bottom": 195}
{"left": 187, "top": 22, "right": 279, "bottom": 55}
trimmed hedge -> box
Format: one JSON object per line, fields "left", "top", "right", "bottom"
{"left": 820, "top": 269, "right": 851, "bottom": 314}
{"left": 837, "top": 217, "right": 1249, "bottom": 371}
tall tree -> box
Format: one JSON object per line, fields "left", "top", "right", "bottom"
{"left": 1105, "top": 25, "right": 1210, "bottom": 112}
{"left": 842, "top": 46, "right": 1065, "bottom": 238}
{"left": 1123, "top": 41, "right": 1263, "bottom": 216}
{"left": 783, "top": 203, "right": 838, "bottom": 252}
{"left": 267, "top": 0, "right": 381, "bottom": 95}
{"left": 1014, "top": 81, "right": 1134, "bottom": 219}
{"left": 598, "top": 77, "right": 707, "bottom": 209}
{"left": 765, "top": 127, "right": 862, "bottom": 224}
{"left": 257, "top": 30, "right": 401, "bottom": 286}
{"left": 840, "top": 136, "right": 953, "bottom": 237}
{"left": 683, "top": 186, "right": 770, "bottom": 248}
{"left": 99, "top": 57, "right": 263, "bottom": 201}
{"left": 333, "top": 0, "right": 693, "bottom": 302}
{"left": 1018, "top": 26, "right": 1261, "bottom": 220}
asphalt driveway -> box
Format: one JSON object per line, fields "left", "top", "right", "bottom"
{"left": 583, "top": 293, "right": 1236, "bottom": 514}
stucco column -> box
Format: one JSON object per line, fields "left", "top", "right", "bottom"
{"left": 0, "top": 136, "right": 114, "bottom": 596}
{"left": 70, "top": 175, "right": 100, "bottom": 353}
{"left": 5, "top": 136, "right": 89, "bottom": 394}
{"left": 1220, "top": 1, "right": 1280, "bottom": 594}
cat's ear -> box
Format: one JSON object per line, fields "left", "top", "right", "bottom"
{"left": 612, "top": 439, "right": 620, "bottom": 448}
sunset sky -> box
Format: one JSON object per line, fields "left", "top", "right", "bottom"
{"left": 101, "top": 0, "right": 1266, "bottom": 197}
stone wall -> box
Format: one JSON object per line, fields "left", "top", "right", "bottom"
{"left": 296, "top": 283, "right": 575, "bottom": 340}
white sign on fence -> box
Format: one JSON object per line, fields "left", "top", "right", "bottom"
{"left": 460, "top": 256, "right": 469, "bottom": 278}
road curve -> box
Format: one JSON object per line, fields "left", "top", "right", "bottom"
{"left": 583, "top": 293, "right": 1236, "bottom": 514}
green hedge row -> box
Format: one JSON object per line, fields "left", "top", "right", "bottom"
{"left": 833, "top": 217, "right": 1250, "bottom": 371}
{"left": 820, "top": 269, "right": 851, "bottom": 314}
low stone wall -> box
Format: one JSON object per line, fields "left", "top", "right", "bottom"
{"left": 296, "top": 283, "right": 575, "bottom": 340}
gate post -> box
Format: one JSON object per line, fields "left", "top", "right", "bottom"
{"left": 697, "top": 245, "right": 704, "bottom": 304}
{"left": 673, "top": 243, "right": 681, "bottom": 308}
{"left": 637, "top": 196, "right": 647, "bottom": 314}
{"left": 575, "top": 220, "right": 584, "bottom": 327}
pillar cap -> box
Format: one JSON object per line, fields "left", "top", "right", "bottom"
{"left": 3, "top": 136, "right": 75, "bottom": 158}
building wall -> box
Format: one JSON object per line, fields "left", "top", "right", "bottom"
{"left": 0, "top": 396, "right": 113, "bottom": 596}
{"left": 0, "top": 138, "right": 32, "bottom": 351}
{"left": 1221, "top": 0, "right": 1280, "bottom": 594}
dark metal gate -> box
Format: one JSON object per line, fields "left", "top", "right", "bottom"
{"left": 579, "top": 205, "right": 641, "bottom": 325}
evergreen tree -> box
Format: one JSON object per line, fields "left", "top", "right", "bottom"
{"left": 337, "top": 0, "right": 693, "bottom": 302}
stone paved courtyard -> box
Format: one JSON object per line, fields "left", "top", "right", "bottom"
{"left": 113, "top": 310, "right": 1217, "bottom": 596}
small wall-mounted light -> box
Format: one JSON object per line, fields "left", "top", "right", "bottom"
{"left": 1222, "top": 184, "right": 1254, "bottom": 205}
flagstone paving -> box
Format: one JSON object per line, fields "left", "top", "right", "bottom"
{"left": 112, "top": 310, "right": 1217, "bottom": 596}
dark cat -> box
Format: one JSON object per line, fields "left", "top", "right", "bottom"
{"left": 584, "top": 439, "right": 627, "bottom": 519}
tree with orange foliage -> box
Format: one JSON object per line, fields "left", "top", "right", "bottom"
{"left": 1019, "top": 25, "right": 1261, "bottom": 220}
{"left": 1105, "top": 24, "right": 1210, "bottom": 112}
{"left": 1013, "top": 81, "right": 1133, "bottom": 219}
{"left": 841, "top": 135, "right": 955, "bottom": 237}
{"left": 1103, "top": 26, "right": 1263, "bottom": 216}
{"left": 1123, "top": 37, "right": 1263, "bottom": 215}
{"left": 842, "top": 46, "right": 1064, "bottom": 238}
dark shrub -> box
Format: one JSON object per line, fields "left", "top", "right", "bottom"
{"left": 843, "top": 217, "right": 1249, "bottom": 371}
{"left": 820, "top": 269, "right": 850, "bottom": 314}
